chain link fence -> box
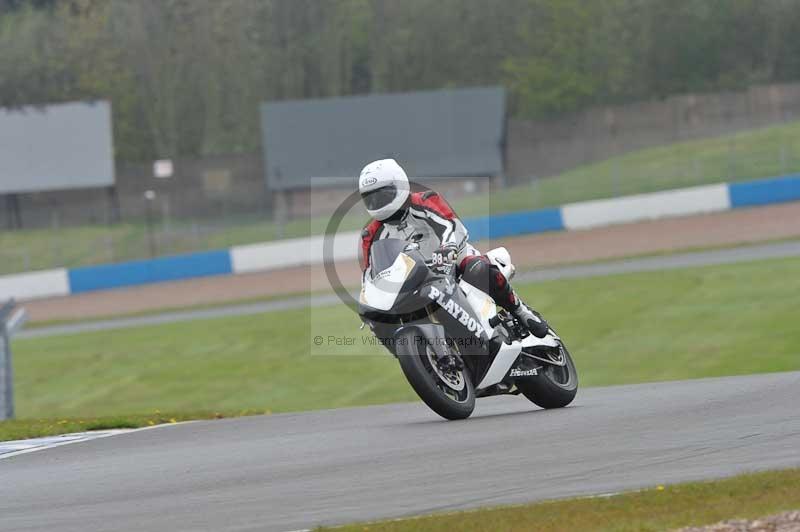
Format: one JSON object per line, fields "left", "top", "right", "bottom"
{"left": 1, "top": 139, "right": 797, "bottom": 276}
{"left": 3, "top": 86, "right": 800, "bottom": 276}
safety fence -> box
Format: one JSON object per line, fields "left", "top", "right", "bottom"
{"left": 1, "top": 172, "right": 799, "bottom": 301}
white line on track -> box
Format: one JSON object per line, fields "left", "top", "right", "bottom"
{"left": 0, "top": 422, "right": 192, "bottom": 461}
{"left": 0, "top": 430, "right": 134, "bottom": 460}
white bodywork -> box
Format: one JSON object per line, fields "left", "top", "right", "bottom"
{"left": 476, "top": 326, "right": 560, "bottom": 389}
{"left": 460, "top": 268, "right": 559, "bottom": 390}
{"left": 459, "top": 248, "right": 559, "bottom": 390}
{"left": 360, "top": 252, "right": 416, "bottom": 311}
{"left": 485, "top": 247, "right": 515, "bottom": 280}
{"left": 361, "top": 246, "right": 560, "bottom": 392}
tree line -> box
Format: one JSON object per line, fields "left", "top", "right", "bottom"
{"left": 1, "top": 0, "right": 800, "bottom": 163}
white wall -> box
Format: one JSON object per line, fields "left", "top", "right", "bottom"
{"left": 230, "top": 230, "right": 360, "bottom": 274}
{"left": 1, "top": 183, "right": 749, "bottom": 294}
{"left": 231, "top": 183, "right": 734, "bottom": 275}
{"left": 561, "top": 183, "right": 731, "bottom": 230}
{"left": 0, "top": 269, "right": 70, "bottom": 301}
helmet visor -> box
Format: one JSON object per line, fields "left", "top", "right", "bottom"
{"left": 361, "top": 184, "right": 397, "bottom": 211}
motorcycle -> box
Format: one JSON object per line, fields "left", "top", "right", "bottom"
{"left": 358, "top": 238, "right": 578, "bottom": 420}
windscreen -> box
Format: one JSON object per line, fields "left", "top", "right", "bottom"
{"left": 369, "top": 239, "right": 409, "bottom": 277}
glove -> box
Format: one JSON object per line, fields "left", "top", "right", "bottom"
{"left": 431, "top": 243, "right": 459, "bottom": 267}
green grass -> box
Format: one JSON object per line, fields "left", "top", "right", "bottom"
{"left": 326, "top": 468, "right": 800, "bottom": 532}
{"left": 5, "top": 255, "right": 798, "bottom": 427}
{"left": 459, "top": 117, "right": 800, "bottom": 216}
{"left": 0, "top": 411, "right": 268, "bottom": 442}
{"left": 4, "top": 119, "right": 800, "bottom": 275}
{"left": 23, "top": 234, "right": 799, "bottom": 329}
{"left": 0, "top": 216, "right": 354, "bottom": 276}
{"left": 24, "top": 287, "right": 333, "bottom": 329}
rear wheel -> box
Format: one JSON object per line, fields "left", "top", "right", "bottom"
{"left": 516, "top": 342, "right": 578, "bottom": 409}
{"left": 396, "top": 330, "right": 475, "bottom": 420}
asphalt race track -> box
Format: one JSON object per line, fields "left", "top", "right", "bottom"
{"left": 2, "top": 372, "right": 799, "bottom": 532}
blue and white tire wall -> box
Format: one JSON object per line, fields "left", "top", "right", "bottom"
{"left": 2, "top": 173, "right": 799, "bottom": 301}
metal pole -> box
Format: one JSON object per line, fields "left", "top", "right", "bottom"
{"left": 0, "top": 303, "right": 28, "bottom": 421}
{"left": 0, "top": 300, "right": 17, "bottom": 421}
{"left": 0, "top": 331, "right": 13, "bottom": 420}
{"left": 145, "top": 190, "right": 157, "bottom": 258}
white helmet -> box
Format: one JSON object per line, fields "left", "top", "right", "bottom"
{"left": 358, "top": 158, "right": 410, "bottom": 221}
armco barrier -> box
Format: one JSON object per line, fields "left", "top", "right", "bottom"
{"left": 67, "top": 249, "right": 232, "bottom": 293}
{"left": 728, "top": 173, "right": 800, "bottom": 208}
{"left": 561, "top": 183, "right": 731, "bottom": 230}
{"left": 465, "top": 208, "right": 563, "bottom": 241}
{"left": 2, "top": 172, "right": 799, "bottom": 300}
{"left": 0, "top": 269, "right": 69, "bottom": 301}
{"left": 230, "top": 231, "right": 360, "bottom": 274}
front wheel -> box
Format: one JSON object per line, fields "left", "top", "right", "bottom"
{"left": 396, "top": 330, "right": 475, "bottom": 420}
{"left": 516, "top": 342, "right": 578, "bottom": 409}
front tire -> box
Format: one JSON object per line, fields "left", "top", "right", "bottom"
{"left": 517, "top": 343, "right": 578, "bottom": 409}
{"left": 396, "top": 330, "right": 475, "bottom": 420}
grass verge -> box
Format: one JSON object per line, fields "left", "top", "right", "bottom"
{"left": 25, "top": 235, "right": 800, "bottom": 329}
{"left": 458, "top": 117, "right": 800, "bottom": 216}
{"left": 0, "top": 410, "right": 267, "bottom": 441}
{"left": 3, "top": 255, "right": 797, "bottom": 432}
{"left": 325, "top": 468, "right": 800, "bottom": 532}
{"left": 24, "top": 288, "right": 333, "bottom": 329}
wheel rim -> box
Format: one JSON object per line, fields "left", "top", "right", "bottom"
{"left": 423, "top": 345, "right": 470, "bottom": 403}
{"left": 544, "top": 345, "right": 575, "bottom": 388}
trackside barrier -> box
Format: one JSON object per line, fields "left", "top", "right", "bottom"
{"left": 728, "top": 173, "right": 800, "bottom": 208}
{"left": 0, "top": 300, "right": 28, "bottom": 420}
{"left": 465, "top": 208, "right": 564, "bottom": 241}
{"left": 0, "top": 269, "right": 69, "bottom": 301}
{"left": 230, "top": 231, "right": 360, "bottom": 274}
{"left": 0, "top": 172, "right": 798, "bottom": 300}
{"left": 561, "top": 183, "right": 731, "bottom": 230}
{"left": 67, "top": 249, "right": 232, "bottom": 293}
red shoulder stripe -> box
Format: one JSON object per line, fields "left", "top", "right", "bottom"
{"left": 410, "top": 191, "right": 456, "bottom": 220}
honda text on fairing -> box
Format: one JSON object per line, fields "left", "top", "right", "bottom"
{"left": 358, "top": 238, "right": 578, "bottom": 420}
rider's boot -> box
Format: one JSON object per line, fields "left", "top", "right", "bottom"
{"left": 458, "top": 254, "right": 550, "bottom": 338}
{"left": 512, "top": 301, "right": 549, "bottom": 338}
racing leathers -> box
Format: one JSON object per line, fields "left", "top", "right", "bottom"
{"left": 359, "top": 190, "right": 548, "bottom": 337}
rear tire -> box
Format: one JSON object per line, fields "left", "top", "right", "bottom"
{"left": 517, "top": 343, "right": 578, "bottom": 409}
{"left": 396, "top": 330, "right": 475, "bottom": 420}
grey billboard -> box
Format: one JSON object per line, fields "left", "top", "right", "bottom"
{"left": 0, "top": 100, "right": 114, "bottom": 194}
{"left": 261, "top": 87, "right": 506, "bottom": 190}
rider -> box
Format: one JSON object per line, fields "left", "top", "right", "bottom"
{"left": 358, "top": 158, "right": 549, "bottom": 338}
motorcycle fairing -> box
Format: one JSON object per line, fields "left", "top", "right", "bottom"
{"left": 358, "top": 238, "right": 565, "bottom": 393}
{"left": 360, "top": 252, "right": 418, "bottom": 311}
{"left": 457, "top": 277, "right": 563, "bottom": 389}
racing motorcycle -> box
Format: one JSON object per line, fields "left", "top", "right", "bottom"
{"left": 358, "top": 238, "right": 578, "bottom": 420}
